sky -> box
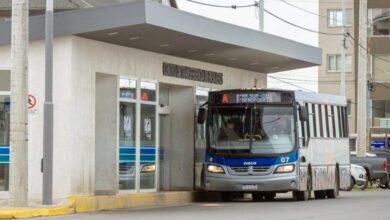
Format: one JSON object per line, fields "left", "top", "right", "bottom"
{"left": 176, "top": 0, "right": 319, "bottom": 92}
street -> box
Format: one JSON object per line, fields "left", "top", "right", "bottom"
{"left": 38, "top": 190, "right": 390, "bottom": 220}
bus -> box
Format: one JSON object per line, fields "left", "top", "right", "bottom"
{"left": 196, "top": 89, "right": 350, "bottom": 201}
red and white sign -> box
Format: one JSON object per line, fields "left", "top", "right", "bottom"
{"left": 28, "top": 94, "right": 38, "bottom": 114}
{"left": 28, "top": 95, "right": 37, "bottom": 109}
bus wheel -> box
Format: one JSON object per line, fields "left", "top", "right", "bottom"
{"left": 264, "top": 192, "right": 276, "bottom": 201}
{"left": 293, "top": 172, "right": 312, "bottom": 201}
{"left": 314, "top": 190, "right": 326, "bottom": 199}
{"left": 252, "top": 193, "right": 264, "bottom": 201}
{"left": 326, "top": 169, "right": 339, "bottom": 199}
{"left": 220, "top": 192, "right": 233, "bottom": 202}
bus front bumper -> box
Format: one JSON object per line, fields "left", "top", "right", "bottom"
{"left": 204, "top": 175, "right": 299, "bottom": 192}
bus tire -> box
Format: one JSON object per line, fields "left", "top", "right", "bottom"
{"left": 293, "top": 171, "right": 312, "bottom": 201}
{"left": 264, "top": 192, "right": 276, "bottom": 201}
{"left": 326, "top": 169, "right": 339, "bottom": 199}
{"left": 252, "top": 193, "right": 264, "bottom": 201}
{"left": 314, "top": 190, "right": 326, "bottom": 199}
{"left": 220, "top": 192, "right": 233, "bottom": 202}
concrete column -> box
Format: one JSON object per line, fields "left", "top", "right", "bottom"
{"left": 95, "top": 73, "right": 118, "bottom": 195}
{"left": 356, "top": 0, "right": 368, "bottom": 157}
{"left": 168, "top": 86, "right": 195, "bottom": 190}
{"left": 9, "top": 0, "right": 29, "bottom": 207}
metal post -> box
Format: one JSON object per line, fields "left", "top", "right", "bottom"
{"left": 357, "top": 0, "right": 368, "bottom": 157}
{"left": 9, "top": 0, "right": 29, "bottom": 207}
{"left": 340, "top": 0, "right": 346, "bottom": 97}
{"left": 42, "top": 0, "right": 54, "bottom": 205}
{"left": 258, "top": 0, "right": 264, "bottom": 32}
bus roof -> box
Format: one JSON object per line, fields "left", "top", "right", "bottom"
{"left": 294, "top": 90, "right": 347, "bottom": 106}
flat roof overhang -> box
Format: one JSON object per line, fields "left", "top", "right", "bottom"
{"left": 0, "top": 0, "right": 321, "bottom": 73}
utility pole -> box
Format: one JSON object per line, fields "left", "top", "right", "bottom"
{"left": 340, "top": 0, "right": 347, "bottom": 97}
{"left": 258, "top": 0, "right": 264, "bottom": 32}
{"left": 357, "top": 0, "right": 368, "bottom": 157}
{"left": 9, "top": 0, "right": 29, "bottom": 207}
{"left": 42, "top": 0, "right": 54, "bottom": 205}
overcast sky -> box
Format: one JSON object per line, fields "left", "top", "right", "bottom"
{"left": 176, "top": 0, "right": 319, "bottom": 91}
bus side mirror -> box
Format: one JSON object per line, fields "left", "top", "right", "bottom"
{"left": 299, "top": 105, "right": 308, "bottom": 121}
{"left": 197, "top": 108, "right": 207, "bottom": 124}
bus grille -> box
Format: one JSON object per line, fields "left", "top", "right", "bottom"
{"left": 228, "top": 166, "right": 271, "bottom": 175}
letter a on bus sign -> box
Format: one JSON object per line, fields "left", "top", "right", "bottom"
{"left": 222, "top": 94, "right": 229, "bottom": 103}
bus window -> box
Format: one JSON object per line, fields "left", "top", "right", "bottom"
{"left": 333, "top": 106, "right": 340, "bottom": 138}
{"left": 328, "top": 105, "right": 334, "bottom": 138}
{"left": 308, "top": 103, "right": 315, "bottom": 138}
{"left": 317, "top": 104, "right": 323, "bottom": 137}
{"left": 321, "top": 105, "right": 329, "bottom": 138}
{"left": 314, "top": 104, "right": 320, "bottom": 138}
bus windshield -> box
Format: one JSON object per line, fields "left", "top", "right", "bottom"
{"left": 208, "top": 106, "right": 295, "bottom": 155}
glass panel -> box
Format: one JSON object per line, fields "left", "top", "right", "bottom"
{"left": 140, "top": 81, "right": 156, "bottom": 102}
{"left": 0, "top": 95, "right": 10, "bottom": 191}
{"left": 0, "top": 71, "right": 10, "bottom": 92}
{"left": 119, "top": 102, "right": 136, "bottom": 190}
{"left": 308, "top": 104, "right": 315, "bottom": 137}
{"left": 328, "top": 55, "right": 336, "bottom": 71}
{"left": 334, "top": 106, "right": 340, "bottom": 138}
{"left": 315, "top": 104, "right": 321, "bottom": 137}
{"left": 322, "top": 105, "right": 328, "bottom": 138}
{"left": 140, "top": 104, "right": 156, "bottom": 189}
{"left": 209, "top": 106, "right": 295, "bottom": 155}
{"left": 120, "top": 79, "right": 137, "bottom": 100}
{"left": 297, "top": 108, "right": 303, "bottom": 147}
{"left": 328, "top": 105, "right": 334, "bottom": 138}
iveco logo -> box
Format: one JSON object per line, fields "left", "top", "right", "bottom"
{"left": 243, "top": 162, "right": 257, "bottom": 166}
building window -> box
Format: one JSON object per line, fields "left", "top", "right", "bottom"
{"left": 328, "top": 9, "right": 353, "bottom": 27}
{"left": 327, "top": 54, "right": 352, "bottom": 72}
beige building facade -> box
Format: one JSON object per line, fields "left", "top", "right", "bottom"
{"left": 319, "top": 0, "right": 390, "bottom": 149}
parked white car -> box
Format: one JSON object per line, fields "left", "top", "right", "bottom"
{"left": 347, "top": 164, "right": 368, "bottom": 190}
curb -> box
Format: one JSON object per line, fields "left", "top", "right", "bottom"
{"left": 0, "top": 191, "right": 202, "bottom": 219}
{"left": 0, "top": 205, "right": 74, "bottom": 219}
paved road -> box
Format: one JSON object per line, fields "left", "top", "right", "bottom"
{"left": 39, "top": 190, "right": 390, "bottom": 220}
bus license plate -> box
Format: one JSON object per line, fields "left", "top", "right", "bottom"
{"left": 242, "top": 184, "right": 258, "bottom": 190}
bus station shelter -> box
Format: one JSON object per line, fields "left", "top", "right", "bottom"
{"left": 0, "top": 0, "right": 321, "bottom": 202}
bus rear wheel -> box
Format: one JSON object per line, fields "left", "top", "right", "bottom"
{"left": 326, "top": 169, "right": 339, "bottom": 199}
{"left": 314, "top": 190, "right": 326, "bottom": 199}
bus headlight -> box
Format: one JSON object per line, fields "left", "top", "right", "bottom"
{"left": 207, "top": 164, "right": 225, "bottom": 173}
{"left": 274, "top": 164, "right": 295, "bottom": 173}
{"left": 141, "top": 164, "right": 156, "bottom": 173}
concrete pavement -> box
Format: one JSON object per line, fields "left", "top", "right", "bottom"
{"left": 35, "top": 190, "right": 390, "bottom": 220}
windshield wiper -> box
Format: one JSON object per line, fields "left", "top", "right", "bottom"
{"left": 263, "top": 117, "right": 281, "bottom": 125}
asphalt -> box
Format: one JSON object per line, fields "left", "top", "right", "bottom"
{"left": 36, "top": 190, "right": 390, "bottom": 220}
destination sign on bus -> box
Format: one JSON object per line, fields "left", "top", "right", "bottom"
{"left": 210, "top": 91, "right": 292, "bottom": 104}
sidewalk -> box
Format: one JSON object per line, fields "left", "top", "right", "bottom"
{"left": 0, "top": 191, "right": 208, "bottom": 219}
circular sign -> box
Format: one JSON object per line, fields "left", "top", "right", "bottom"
{"left": 28, "top": 95, "right": 37, "bottom": 109}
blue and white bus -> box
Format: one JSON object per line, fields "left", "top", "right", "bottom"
{"left": 197, "top": 89, "right": 350, "bottom": 201}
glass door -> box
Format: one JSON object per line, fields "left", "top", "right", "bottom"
{"left": 0, "top": 95, "right": 10, "bottom": 191}
{"left": 119, "top": 79, "right": 137, "bottom": 191}
{"left": 139, "top": 81, "right": 157, "bottom": 191}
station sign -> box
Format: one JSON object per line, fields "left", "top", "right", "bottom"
{"left": 163, "top": 62, "right": 223, "bottom": 85}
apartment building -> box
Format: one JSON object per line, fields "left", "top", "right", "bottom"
{"left": 319, "top": 0, "right": 390, "bottom": 149}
